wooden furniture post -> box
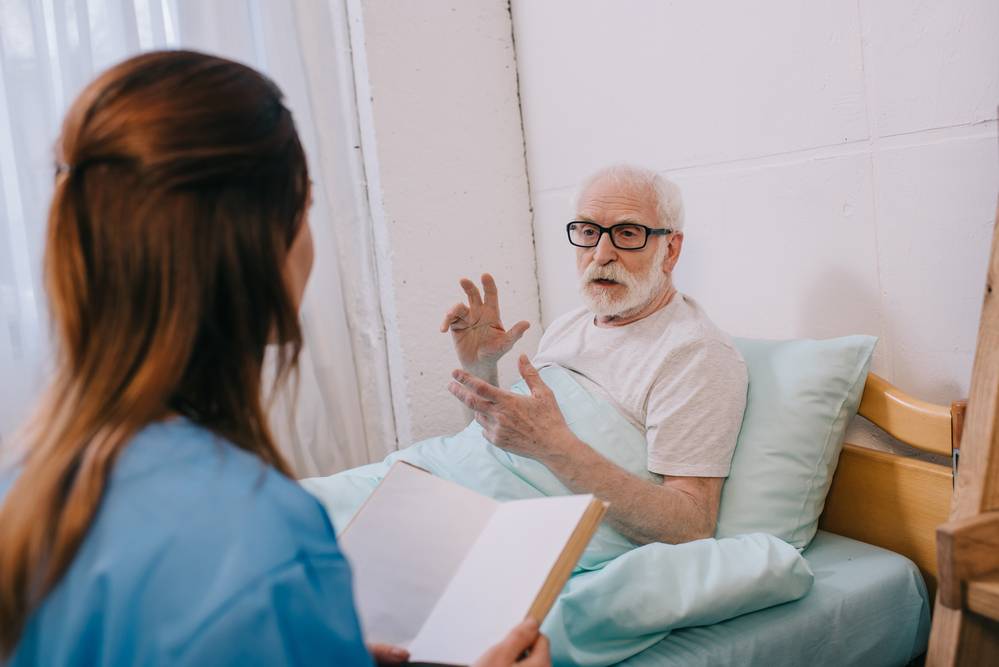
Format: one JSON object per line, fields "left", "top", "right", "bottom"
{"left": 927, "top": 200, "right": 999, "bottom": 664}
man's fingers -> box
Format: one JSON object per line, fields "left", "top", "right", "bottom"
{"left": 452, "top": 369, "right": 505, "bottom": 402}
{"left": 518, "top": 634, "right": 550, "bottom": 666}
{"left": 460, "top": 278, "right": 484, "bottom": 311}
{"left": 440, "top": 303, "right": 470, "bottom": 332}
{"left": 517, "top": 355, "right": 550, "bottom": 398}
{"left": 448, "top": 380, "right": 495, "bottom": 413}
{"left": 508, "top": 320, "right": 530, "bottom": 343}
{"left": 481, "top": 273, "right": 499, "bottom": 309}
{"left": 493, "top": 619, "right": 541, "bottom": 662}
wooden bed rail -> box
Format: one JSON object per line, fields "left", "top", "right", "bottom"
{"left": 857, "top": 373, "right": 954, "bottom": 457}
{"left": 820, "top": 372, "right": 960, "bottom": 600}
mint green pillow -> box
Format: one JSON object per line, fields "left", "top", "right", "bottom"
{"left": 716, "top": 336, "right": 877, "bottom": 548}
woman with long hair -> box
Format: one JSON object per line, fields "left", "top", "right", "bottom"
{"left": 0, "top": 50, "right": 548, "bottom": 666}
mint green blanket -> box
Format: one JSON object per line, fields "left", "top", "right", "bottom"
{"left": 303, "top": 366, "right": 812, "bottom": 666}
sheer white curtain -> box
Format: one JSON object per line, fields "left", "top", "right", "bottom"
{"left": 0, "top": 0, "right": 397, "bottom": 475}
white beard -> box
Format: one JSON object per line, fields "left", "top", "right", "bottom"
{"left": 579, "top": 244, "right": 670, "bottom": 318}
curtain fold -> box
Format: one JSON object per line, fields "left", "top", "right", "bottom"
{"left": 0, "top": 0, "right": 396, "bottom": 475}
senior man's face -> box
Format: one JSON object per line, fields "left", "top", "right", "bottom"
{"left": 574, "top": 177, "right": 677, "bottom": 318}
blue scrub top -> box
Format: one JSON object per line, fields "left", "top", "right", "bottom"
{"left": 1, "top": 418, "right": 373, "bottom": 666}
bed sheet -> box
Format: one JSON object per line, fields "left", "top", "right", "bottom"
{"left": 617, "top": 530, "right": 930, "bottom": 667}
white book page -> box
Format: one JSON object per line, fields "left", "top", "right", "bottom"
{"left": 407, "top": 494, "right": 594, "bottom": 665}
{"left": 339, "top": 464, "right": 498, "bottom": 646}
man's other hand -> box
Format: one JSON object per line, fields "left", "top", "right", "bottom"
{"left": 448, "top": 355, "right": 576, "bottom": 463}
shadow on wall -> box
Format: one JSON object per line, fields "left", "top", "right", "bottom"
{"left": 836, "top": 248, "right": 973, "bottom": 409}
{"left": 803, "top": 267, "right": 960, "bottom": 465}
{"left": 796, "top": 267, "right": 883, "bottom": 367}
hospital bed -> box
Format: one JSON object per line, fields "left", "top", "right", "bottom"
{"left": 620, "top": 373, "right": 958, "bottom": 666}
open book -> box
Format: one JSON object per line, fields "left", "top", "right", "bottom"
{"left": 338, "top": 461, "right": 606, "bottom": 666}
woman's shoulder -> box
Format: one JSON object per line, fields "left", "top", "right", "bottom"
{"left": 11, "top": 419, "right": 365, "bottom": 665}
{"left": 90, "top": 418, "right": 343, "bottom": 597}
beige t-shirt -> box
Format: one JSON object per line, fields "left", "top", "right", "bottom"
{"left": 532, "top": 293, "right": 748, "bottom": 477}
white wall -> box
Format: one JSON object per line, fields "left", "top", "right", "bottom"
{"left": 512, "top": 0, "right": 999, "bottom": 407}
{"left": 357, "top": 0, "right": 540, "bottom": 444}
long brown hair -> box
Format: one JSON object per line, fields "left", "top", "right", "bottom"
{"left": 0, "top": 50, "right": 310, "bottom": 653}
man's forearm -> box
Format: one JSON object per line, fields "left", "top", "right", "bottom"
{"left": 541, "top": 435, "right": 715, "bottom": 545}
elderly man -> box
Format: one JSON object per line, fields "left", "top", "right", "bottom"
{"left": 442, "top": 164, "right": 748, "bottom": 546}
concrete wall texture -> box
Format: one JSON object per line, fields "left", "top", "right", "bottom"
{"left": 511, "top": 0, "right": 999, "bottom": 406}
{"left": 359, "top": 0, "right": 541, "bottom": 444}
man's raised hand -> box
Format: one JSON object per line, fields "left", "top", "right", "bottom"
{"left": 440, "top": 273, "right": 530, "bottom": 381}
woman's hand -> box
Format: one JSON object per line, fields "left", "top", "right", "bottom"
{"left": 368, "top": 643, "right": 410, "bottom": 665}
{"left": 440, "top": 273, "right": 530, "bottom": 382}
{"left": 472, "top": 619, "right": 551, "bottom": 667}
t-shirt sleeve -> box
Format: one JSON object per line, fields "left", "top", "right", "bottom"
{"left": 644, "top": 339, "right": 748, "bottom": 477}
{"left": 171, "top": 554, "right": 373, "bottom": 667}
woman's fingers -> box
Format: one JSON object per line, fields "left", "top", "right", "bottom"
{"left": 368, "top": 643, "right": 410, "bottom": 665}
{"left": 471, "top": 619, "right": 549, "bottom": 667}
{"left": 518, "top": 634, "right": 550, "bottom": 666}
{"left": 494, "top": 619, "right": 541, "bottom": 661}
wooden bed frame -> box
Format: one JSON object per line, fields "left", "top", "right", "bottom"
{"left": 819, "top": 373, "right": 963, "bottom": 600}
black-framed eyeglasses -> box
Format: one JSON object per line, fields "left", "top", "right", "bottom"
{"left": 566, "top": 221, "right": 671, "bottom": 250}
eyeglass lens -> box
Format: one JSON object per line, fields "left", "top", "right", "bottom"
{"left": 568, "top": 222, "right": 648, "bottom": 249}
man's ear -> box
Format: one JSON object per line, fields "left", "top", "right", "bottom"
{"left": 663, "top": 233, "right": 683, "bottom": 272}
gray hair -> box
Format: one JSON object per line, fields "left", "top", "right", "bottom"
{"left": 571, "top": 164, "right": 685, "bottom": 233}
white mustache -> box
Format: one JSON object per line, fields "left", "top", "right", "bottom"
{"left": 581, "top": 263, "right": 638, "bottom": 289}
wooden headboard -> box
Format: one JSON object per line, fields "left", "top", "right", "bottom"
{"left": 819, "top": 373, "right": 962, "bottom": 600}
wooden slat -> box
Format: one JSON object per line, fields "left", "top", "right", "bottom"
{"left": 859, "top": 373, "right": 953, "bottom": 456}
{"left": 936, "top": 512, "right": 999, "bottom": 609}
{"left": 820, "top": 443, "right": 952, "bottom": 599}
{"left": 931, "top": 604, "right": 999, "bottom": 665}
{"left": 928, "top": 198, "right": 999, "bottom": 664}
{"left": 967, "top": 574, "right": 999, "bottom": 622}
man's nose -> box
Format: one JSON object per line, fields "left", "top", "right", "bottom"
{"left": 592, "top": 232, "right": 618, "bottom": 264}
